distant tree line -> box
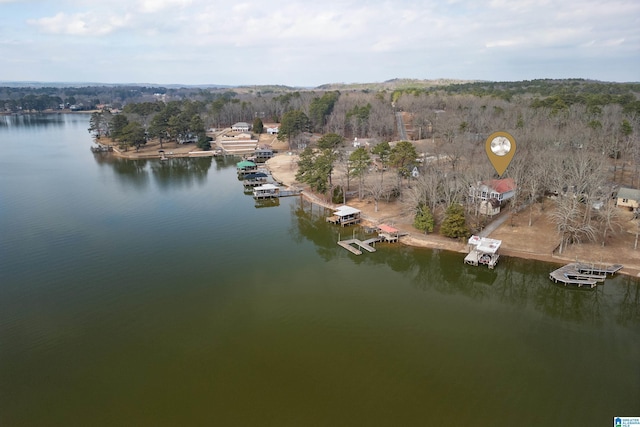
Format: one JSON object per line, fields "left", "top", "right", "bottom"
{"left": 89, "top": 100, "right": 211, "bottom": 151}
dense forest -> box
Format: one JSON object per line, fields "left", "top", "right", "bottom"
{"left": 3, "top": 79, "right": 639, "bottom": 251}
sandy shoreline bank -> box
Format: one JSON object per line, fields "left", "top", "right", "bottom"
{"left": 265, "top": 155, "right": 640, "bottom": 279}
{"left": 99, "top": 147, "right": 639, "bottom": 279}
{"left": 96, "top": 137, "right": 215, "bottom": 159}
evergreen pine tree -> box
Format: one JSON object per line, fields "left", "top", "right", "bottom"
{"left": 440, "top": 204, "right": 470, "bottom": 238}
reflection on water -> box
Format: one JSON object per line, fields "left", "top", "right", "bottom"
{"left": 0, "top": 113, "right": 68, "bottom": 129}
{"left": 1, "top": 114, "right": 639, "bottom": 427}
{"left": 291, "top": 198, "right": 640, "bottom": 328}
{"left": 92, "top": 155, "right": 215, "bottom": 190}
{"left": 290, "top": 198, "right": 342, "bottom": 262}
{"left": 151, "top": 157, "right": 212, "bottom": 189}
{"left": 255, "top": 198, "right": 280, "bottom": 209}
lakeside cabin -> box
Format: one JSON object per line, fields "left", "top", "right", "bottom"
{"left": 464, "top": 235, "right": 501, "bottom": 269}
{"left": 237, "top": 160, "right": 258, "bottom": 175}
{"left": 327, "top": 205, "right": 362, "bottom": 227}
{"left": 253, "top": 183, "right": 280, "bottom": 199}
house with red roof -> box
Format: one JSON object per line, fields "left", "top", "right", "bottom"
{"left": 469, "top": 178, "right": 517, "bottom": 216}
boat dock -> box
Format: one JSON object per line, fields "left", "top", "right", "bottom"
{"left": 90, "top": 143, "right": 113, "bottom": 152}
{"left": 464, "top": 236, "right": 501, "bottom": 269}
{"left": 549, "top": 263, "right": 623, "bottom": 288}
{"left": 337, "top": 238, "right": 381, "bottom": 255}
{"left": 279, "top": 189, "right": 302, "bottom": 197}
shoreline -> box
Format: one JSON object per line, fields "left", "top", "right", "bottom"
{"left": 1, "top": 109, "right": 96, "bottom": 116}
{"left": 268, "top": 158, "right": 640, "bottom": 280}
{"left": 99, "top": 149, "right": 640, "bottom": 280}
{"left": 95, "top": 137, "right": 216, "bottom": 159}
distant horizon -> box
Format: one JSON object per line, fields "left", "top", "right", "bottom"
{"left": 2, "top": 76, "right": 639, "bottom": 90}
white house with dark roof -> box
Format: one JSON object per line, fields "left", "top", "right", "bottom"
{"left": 232, "top": 122, "right": 250, "bottom": 132}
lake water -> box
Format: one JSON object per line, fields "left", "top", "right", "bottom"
{"left": 0, "top": 114, "right": 638, "bottom": 426}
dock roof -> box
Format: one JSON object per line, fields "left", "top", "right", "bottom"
{"left": 255, "top": 183, "right": 279, "bottom": 190}
{"left": 244, "top": 172, "right": 268, "bottom": 179}
{"left": 468, "top": 235, "right": 502, "bottom": 254}
{"left": 237, "top": 160, "right": 256, "bottom": 168}
{"left": 378, "top": 224, "right": 399, "bottom": 233}
{"left": 333, "top": 205, "right": 361, "bottom": 217}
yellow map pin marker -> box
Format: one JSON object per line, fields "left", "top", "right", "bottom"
{"left": 485, "top": 131, "right": 516, "bottom": 177}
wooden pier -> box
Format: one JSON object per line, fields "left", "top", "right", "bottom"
{"left": 337, "top": 238, "right": 380, "bottom": 255}
{"left": 90, "top": 143, "right": 113, "bottom": 153}
{"left": 575, "top": 263, "right": 623, "bottom": 276}
{"left": 279, "top": 189, "right": 302, "bottom": 197}
{"left": 549, "top": 263, "right": 623, "bottom": 288}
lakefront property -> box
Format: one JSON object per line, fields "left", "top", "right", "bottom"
{"left": 3, "top": 76, "right": 640, "bottom": 426}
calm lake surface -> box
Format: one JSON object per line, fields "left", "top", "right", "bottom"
{"left": 0, "top": 114, "right": 638, "bottom": 426}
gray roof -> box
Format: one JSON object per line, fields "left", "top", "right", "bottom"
{"left": 617, "top": 187, "right": 640, "bottom": 201}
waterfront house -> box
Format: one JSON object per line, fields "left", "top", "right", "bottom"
{"left": 469, "top": 178, "right": 516, "bottom": 203}
{"left": 469, "top": 178, "right": 516, "bottom": 215}
{"left": 616, "top": 187, "right": 640, "bottom": 210}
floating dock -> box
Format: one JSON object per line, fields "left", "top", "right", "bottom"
{"left": 337, "top": 238, "right": 380, "bottom": 255}
{"left": 549, "top": 263, "right": 623, "bottom": 288}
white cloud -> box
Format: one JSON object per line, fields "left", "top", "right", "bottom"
{"left": 28, "top": 11, "right": 131, "bottom": 35}
{"left": 138, "top": 0, "right": 192, "bottom": 13}
{"left": 6, "top": 0, "right": 640, "bottom": 84}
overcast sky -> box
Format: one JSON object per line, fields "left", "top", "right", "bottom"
{"left": 1, "top": 0, "right": 639, "bottom": 86}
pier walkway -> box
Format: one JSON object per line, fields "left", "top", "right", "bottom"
{"left": 337, "top": 238, "right": 381, "bottom": 255}
{"left": 549, "top": 263, "right": 623, "bottom": 288}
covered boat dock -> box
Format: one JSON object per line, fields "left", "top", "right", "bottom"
{"left": 253, "top": 183, "right": 280, "bottom": 199}
{"left": 464, "top": 235, "right": 501, "bottom": 269}
{"left": 326, "top": 205, "right": 362, "bottom": 227}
